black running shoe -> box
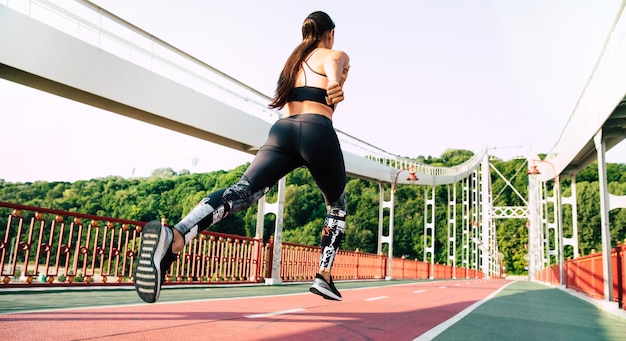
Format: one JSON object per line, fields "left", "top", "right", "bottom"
{"left": 134, "top": 220, "right": 174, "bottom": 303}
{"left": 327, "top": 275, "right": 342, "bottom": 300}
{"left": 310, "top": 273, "right": 342, "bottom": 301}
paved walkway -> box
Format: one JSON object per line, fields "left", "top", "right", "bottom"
{"left": 1, "top": 279, "right": 624, "bottom": 340}
{"left": 425, "top": 281, "right": 626, "bottom": 341}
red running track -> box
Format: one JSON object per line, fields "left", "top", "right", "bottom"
{"left": 1, "top": 279, "right": 510, "bottom": 340}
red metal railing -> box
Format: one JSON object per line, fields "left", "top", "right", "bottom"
{"left": 0, "top": 202, "right": 142, "bottom": 285}
{"left": 536, "top": 243, "right": 626, "bottom": 310}
{"left": 1, "top": 201, "right": 478, "bottom": 287}
{"left": 167, "top": 231, "right": 266, "bottom": 284}
{"left": 0, "top": 201, "right": 269, "bottom": 286}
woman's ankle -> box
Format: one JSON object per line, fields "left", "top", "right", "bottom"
{"left": 171, "top": 229, "right": 185, "bottom": 253}
{"left": 318, "top": 269, "right": 331, "bottom": 282}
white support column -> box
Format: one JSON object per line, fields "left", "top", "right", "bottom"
{"left": 491, "top": 218, "right": 499, "bottom": 277}
{"left": 480, "top": 153, "right": 490, "bottom": 277}
{"left": 535, "top": 182, "right": 544, "bottom": 278}
{"left": 555, "top": 175, "right": 564, "bottom": 286}
{"left": 483, "top": 158, "right": 498, "bottom": 278}
{"left": 447, "top": 184, "right": 457, "bottom": 278}
{"left": 378, "top": 183, "right": 394, "bottom": 280}
{"left": 543, "top": 183, "right": 559, "bottom": 274}
{"left": 423, "top": 185, "right": 436, "bottom": 279}
{"left": 251, "top": 194, "right": 267, "bottom": 282}
{"left": 462, "top": 176, "right": 471, "bottom": 278}
{"left": 594, "top": 131, "right": 614, "bottom": 302}
{"left": 377, "top": 183, "right": 386, "bottom": 255}
{"left": 561, "top": 175, "right": 580, "bottom": 259}
{"left": 387, "top": 185, "right": 396, "bottom": 280}
{"left": 527, "top": 160, "right": 542, "bottom": 281}
{"left": 471, "top": 170, "right": 480, "bottom": 277}
{"left": 255, "top": 195, "right": 266, "bottom": 240}
{"left": 266, "top": 177, "right": 286, "bottom": 285}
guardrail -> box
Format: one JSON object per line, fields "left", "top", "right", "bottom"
{"left": 0, "top": 201, "right": 482, "bottom": 287}
{"left": 535, "top": 243, "right": 626, "bottom": 310}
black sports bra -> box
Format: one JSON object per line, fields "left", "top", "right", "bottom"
{"left": 288, "top": 51, "right": 334, "bottom": 110}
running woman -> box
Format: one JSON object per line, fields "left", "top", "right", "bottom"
{"left": 134, "top": 10, "right": 350, "bottom": 303}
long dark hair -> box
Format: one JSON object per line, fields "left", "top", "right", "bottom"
{"left": 269, "top": 11, "right": 335, "bottom": 109}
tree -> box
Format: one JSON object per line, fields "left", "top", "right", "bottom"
{"left": 0, "top": 150, "right": 623, "bottom": 270}
{"left": 439, "top": 149, "right": 474, "bottom": 166}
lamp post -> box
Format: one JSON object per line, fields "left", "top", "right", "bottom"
{"left": 392, "top": 166, "right": 418, "bottom": 194}
{"left": 527, "top": 165, "right": 540, "bottom": 280}
{"left": 386, "top": 167, "right": 418, "bottom": 280}
{"left": 528, "top": 159, "right": 563, "bottom": 286}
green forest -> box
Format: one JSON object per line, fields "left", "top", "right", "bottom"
{"left": 1, "top": 149, "right": 625, "bottom": 275}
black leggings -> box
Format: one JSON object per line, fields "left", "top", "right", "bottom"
{"left": 244, "top": 114, "right": 345, "bottom": 203}
{"left": 173, "top": 113, "right": 346, "bottom": 242}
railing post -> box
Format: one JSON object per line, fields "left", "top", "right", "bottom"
{"left": 355, "top": 249, "right": 360, "bottom": 280}
{"left": 618, "top": 244, "right": 625, "bottom": 309}
{"left": 251, "top": 235, "right": 262, "bottom": 283}
{"left": 264, "top": 236, "right": 274, "bottom": 280}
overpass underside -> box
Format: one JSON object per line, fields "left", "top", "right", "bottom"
{"left": 2, "top": 2, "right": 472, "bottom": 185}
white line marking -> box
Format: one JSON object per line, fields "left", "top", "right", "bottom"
{"left": 365, "top": 296, "right": 389, "bottom": 301}
{"left": 413, "top": 281, "right": 517, "bottom": 341}
{"left": 2, "top": 280, "right": 451, "bottom": 315}
{"left": 244, "top": 308, "right": 305, "bottom": 319}
{"left": 413, "top": 289, "right": 426, "bottom": 294}
{"left": 438, "top": 286, "right": 447, "bottom": 289}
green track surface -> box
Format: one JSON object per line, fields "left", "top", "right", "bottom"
{"left": 435, "top": 281, "right": 626, "bottom": 341}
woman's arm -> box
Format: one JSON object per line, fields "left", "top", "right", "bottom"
{"left": 324, "top": 50, "right": 350, "bottom": 106}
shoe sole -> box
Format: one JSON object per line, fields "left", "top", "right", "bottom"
{"left": 134, "top": 221, "right": 165, "bottom": 303}
{"left": 310, "top": 281, "right": 342, "bottom": 301}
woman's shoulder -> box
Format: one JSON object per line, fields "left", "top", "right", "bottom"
{"left": 317, "top": 48, "right": 348, "bottom": 56}
{"left": 313, "top": 48, "right": 350, "bottom": 62}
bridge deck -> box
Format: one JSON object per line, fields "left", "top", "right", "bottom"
{"left": 1, "top": 279, "right": 624, "bottom": 340}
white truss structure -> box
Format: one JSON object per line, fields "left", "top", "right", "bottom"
{"left": 492, "top": 206, "right": 529, "bottom": 219}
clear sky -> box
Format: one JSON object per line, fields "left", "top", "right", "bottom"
{"left": 1, "top": 0, "right": 624, "bottom": 183}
